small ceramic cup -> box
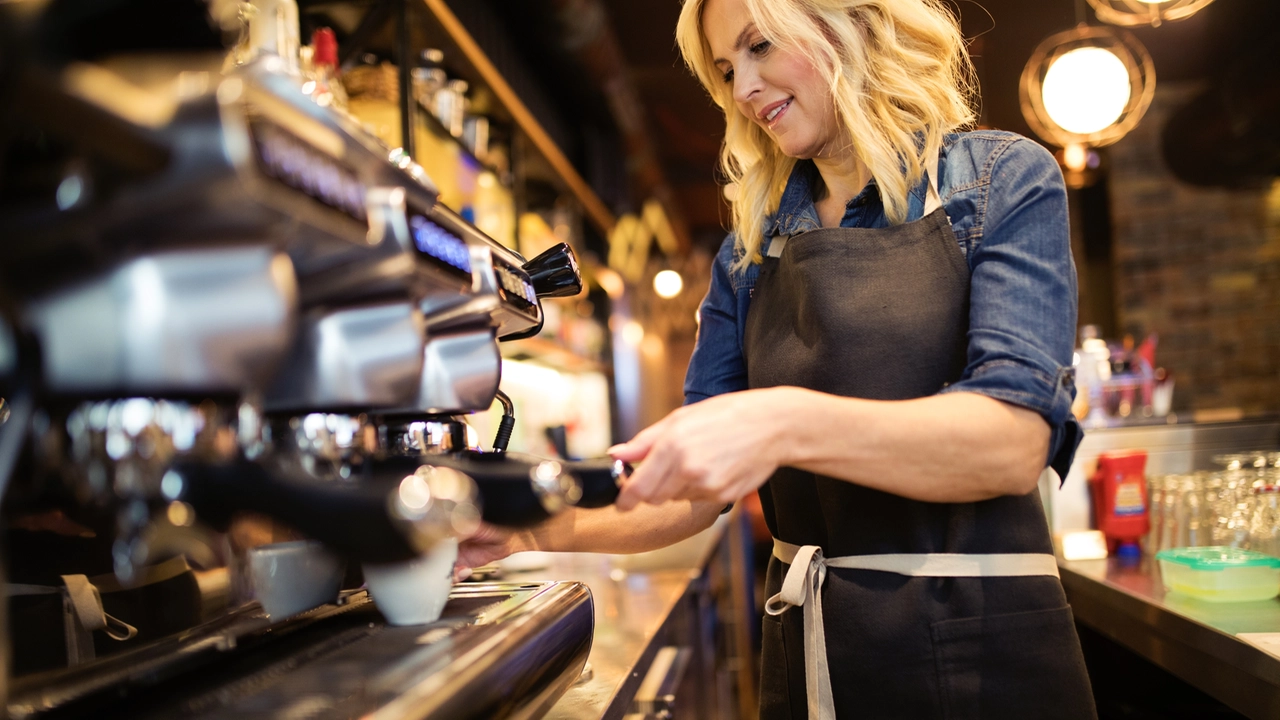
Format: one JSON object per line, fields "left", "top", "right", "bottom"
{"left": 363, "top": 537, "right": 458, "bottom": 626}
{"left": 247, "top": 540, "right": 345, "bottom": 620}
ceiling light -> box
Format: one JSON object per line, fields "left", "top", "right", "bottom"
{"left": 1042, "top": 48, "right": 1131, "bottom": 135}
{"left": 1085, "top": 0, "right": 1216, "bottom": 27}
{"left": 1020, "top": 25, "right": 1155, "bottom": 149}
{"left": 653, "top": 270, "right": 683, "bottom": 299}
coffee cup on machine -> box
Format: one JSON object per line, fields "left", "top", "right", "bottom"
{"left": 362, "top": 537, "right": 458, "bottom": 626}
{"left": 247, "top": 540, "right": 346, "bottom": 620}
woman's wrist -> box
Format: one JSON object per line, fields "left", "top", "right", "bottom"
{"left": 765, "top": 386, "right": 815, "bottom": 467}
{"left": 512, "top": 527, "right": 540, "bottom": 554}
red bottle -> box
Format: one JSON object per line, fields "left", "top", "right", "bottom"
{"left": 1090, "top": 450, "right": 1150, "bottom": 560}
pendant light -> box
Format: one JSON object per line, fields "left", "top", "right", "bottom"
{"left": 1019, "top": 24, "right": 1155, "bottom": 151}
{"left": 1084, "top": 0, "right": 1216, "bottom": 28}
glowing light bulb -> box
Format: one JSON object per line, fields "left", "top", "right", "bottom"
{"left": 653, "top": 270, "right": 683, "bottom": 299}
{"left": 1042, "top": 47, "right": 1131, "bottom": 135}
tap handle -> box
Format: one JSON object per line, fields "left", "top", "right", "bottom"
{"left": 523, "top": 242, "right": 582, "bottom": 298}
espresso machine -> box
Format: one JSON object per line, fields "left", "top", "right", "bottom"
{"left": 0, "top": 2, "right": 621, "bottom": 716}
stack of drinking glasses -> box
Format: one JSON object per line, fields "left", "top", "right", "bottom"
{"left": 1144, "top": 450, "right": 1280, "bottom": 557}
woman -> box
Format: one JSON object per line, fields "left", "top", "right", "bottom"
{"left": 461, "top": 0, "right": 1096, "bottom": 716}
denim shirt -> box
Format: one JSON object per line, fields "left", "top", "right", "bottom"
{"left": 684, "top": 130, "right": 1083, "bottom": 479}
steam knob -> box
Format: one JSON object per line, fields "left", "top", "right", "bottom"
{"left": 523, "top": 242, "right": 583, "bottom": 298}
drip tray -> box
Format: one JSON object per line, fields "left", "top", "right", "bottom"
{"left": 9, "top": 582, "right": 594, "bottom": 720}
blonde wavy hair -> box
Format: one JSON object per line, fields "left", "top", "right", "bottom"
{"left": 676, "top": 0, "right": 977, "bottom": 269}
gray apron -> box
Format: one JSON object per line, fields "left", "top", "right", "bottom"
{"left": 742, "top": 157, "right": 1096, "bottom": 720}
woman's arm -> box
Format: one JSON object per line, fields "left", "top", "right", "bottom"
{"left": 614, "top": 136, "right": 1074, "bottom": 510}
{"left": 456, "top": 501, "right": 724, "bottom": 575}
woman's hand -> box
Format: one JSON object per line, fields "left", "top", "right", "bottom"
{"left": 610, "top": 388, "right": 790, "bottom": 511}
{"left": 454, "top": 522, "right": 530, "bottom": 581}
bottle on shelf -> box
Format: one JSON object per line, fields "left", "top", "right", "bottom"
{"left": 307, "top": 27, "right": 348, "bottom": 111}
{"left": 1090, "top": 450, "right": 1151, "bottom": 562}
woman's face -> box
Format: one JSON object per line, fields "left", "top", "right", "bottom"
{"left": 703, "top": 0, "right": 842, "bottom": 161}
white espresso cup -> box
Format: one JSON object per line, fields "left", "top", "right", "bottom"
{"left": 363, "top": 537, "right": 458, "bottom": 626}
{"left": 246, "top": 540, "right": 345, "bottom": 620}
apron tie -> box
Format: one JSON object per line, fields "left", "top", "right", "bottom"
{"left": 766, "top": 539, "right": 1060, "bottom": 720}
{"left": 764, "top": 544, "right": 833, "bottom": 720}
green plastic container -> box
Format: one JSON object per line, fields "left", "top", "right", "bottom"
{"left": 1156, "top": 547, "right": 1280, "bottom": 602}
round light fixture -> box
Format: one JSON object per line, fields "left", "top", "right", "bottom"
{"left": 1085, "top": 0, "right": 1216, "bottom": 27}
{"left": 653, "top": 269, "right": 683, "bottom": 299}
{"left": 1042, "top": 47, "right": 1131, "bottom": 135}
{"left": 1020, "top": 25, "right": 1155, "bottom": 149}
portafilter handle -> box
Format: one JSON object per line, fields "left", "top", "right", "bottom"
{"left": 167, "top": 459, "right": 478, "bottom": 563}
{"left": 552, "top": 456, "right": 631, "bottom": 509}
{"left": 522, "top": 242, "right": 583, "bottom": 299}
{"left": 380, "top": 451, "right": 581, "bottom": 527}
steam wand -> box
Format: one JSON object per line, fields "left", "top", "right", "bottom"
{"left": 492, "top": 389, "right": 515, "bottom": 453}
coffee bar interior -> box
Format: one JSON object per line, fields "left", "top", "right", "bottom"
{"left": 0, "top": 0, "right": 1276, "bottom": 718}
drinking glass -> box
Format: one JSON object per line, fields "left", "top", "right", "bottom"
{"left": 1159, "top": 474, "right": 1182, "bottom": 551}
{"left": 1146, "top": 474, "right": 1167, "bottom": 553}
{"left": 1175, "top": 476, "right": 1206, "bottom": 547}
{"left": 1246, "top": 485, "right": 1280, "bottom": 558}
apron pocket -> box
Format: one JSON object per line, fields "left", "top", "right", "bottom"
{"left": 931, "top": 605, "right": 1095, "bottom": 720}
{"left": 759, "top": 614, "right": 793, "bottom": 720}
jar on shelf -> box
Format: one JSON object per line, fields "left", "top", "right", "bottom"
{"left": 412, "top": 49, "right": 447, "bottom": 110}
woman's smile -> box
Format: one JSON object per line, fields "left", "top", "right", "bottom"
{"left": 761, "top": 98, "right": 792, "bottom": 128}
{"left": 704, "top": 0, "right": 841, "bottom": 161}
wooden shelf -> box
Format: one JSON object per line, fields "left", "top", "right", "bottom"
{"left": 416, "top": 0, "right": 617, "bottom": 238}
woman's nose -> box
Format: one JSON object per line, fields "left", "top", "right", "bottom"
{"left": 732, "top": 65, "right": 763, "bottom": 106}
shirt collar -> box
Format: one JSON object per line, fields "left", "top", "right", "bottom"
{"left": 762, "top": 156, "right": 936, "bottom": 238}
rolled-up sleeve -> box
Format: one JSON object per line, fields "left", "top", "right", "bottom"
{"left": 939, "top": 138, "right": 1083, "bottom": 478}
{"left": 684, "top": 236, "right": 749, "bottom": 405}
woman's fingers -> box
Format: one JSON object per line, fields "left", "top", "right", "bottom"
{"left": 616, "top": 436, "right": 680, "bottom": 510}
{"left": 612, "top": 389, "right": 785, "bottom": 510}
{"left": 607, "top": 415, "right": 669, "bottom": 463}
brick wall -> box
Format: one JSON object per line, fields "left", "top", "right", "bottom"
{"left": 1106, "top": 83, "right": 1280, "bottom": 414}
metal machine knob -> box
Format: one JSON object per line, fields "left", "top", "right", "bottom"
{"left": 522, "top": 242, "right": 583, "bottom": 298}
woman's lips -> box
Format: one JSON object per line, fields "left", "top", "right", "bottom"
{"left": 764, "top": 99, "right": 792, "bottom": 128}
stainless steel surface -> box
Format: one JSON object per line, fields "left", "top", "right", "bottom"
{"left": 0, "top": 318, "right": 15, "bottom": 379}
{"left": 27, "top": 247, "right": 297, "bottom": 394}
{"left": 411, "top": 327, "right": 501, "bottom": 414}
{"left": 265, "top": 301, "right": 425, "bottom": 411}
{"left": 500, "top": 518, "right": 731, "bottom": 720}
{"left": 394, "top": 420, "right": 472, "bottom": 455}
{"left": 1060, "top": 557, "right": 1280, "bottom": 719}
{"left": 632, "top": 646, "right": 691, "bottom": 717}
{"left": 7, "top": 582, "right": 593, "bottom": 720}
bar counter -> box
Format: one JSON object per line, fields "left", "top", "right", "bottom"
{"left": 498, "top": 514, "right": 737, "bottom": 719}
{"left": 1060, "top": 557, "right": 1280, "bottom": 719}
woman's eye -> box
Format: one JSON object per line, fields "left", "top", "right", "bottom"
{"left": 749, "top": 40, "right": 772, "bottom": 55}
{"left": 721, "top": 68, "right": 735, "bottom": 84}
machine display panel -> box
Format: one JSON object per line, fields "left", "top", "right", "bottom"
{"left": 408, "top": 213, "right": 473, "bottom": 282}
{"left": 248, "top": 117, "right": 368, "bottom": 223}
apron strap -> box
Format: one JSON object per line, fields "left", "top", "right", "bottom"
{"left": 923, "top": 144, "right": 943, "bottom": 217}
{"left": 766, "top": 539, "right": 1059, "bottom": 720}
{"left": 767, "top": 146, "right": 947, "bottom": 259}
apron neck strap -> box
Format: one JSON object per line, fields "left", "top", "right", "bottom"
{"left": 923, "top": 145, "right": 943, "bottom": 217}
